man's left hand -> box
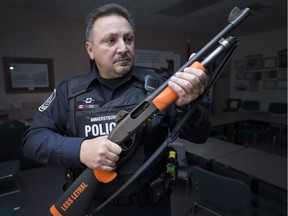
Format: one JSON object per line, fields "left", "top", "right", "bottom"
{"left": 168, "top": 66, "right": 207, "bottom": 107}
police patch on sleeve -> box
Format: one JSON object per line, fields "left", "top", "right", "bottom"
{"left": 38, "top": 89, "right": 56, "bottom": 112}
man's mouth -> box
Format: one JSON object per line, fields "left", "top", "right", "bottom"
{"left": 115, "top": 58, "right": 131, "bottom": 65}
{"left": 116, "top": 58, "right": 130, "bottom": 62}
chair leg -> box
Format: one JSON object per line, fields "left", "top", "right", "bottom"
{"left": 252, "top": 134, "right": 258, "bottom": 146}
{"left": 272, "top": 135, "right": 276, "bottom": 151}
{"left": 189, "top": 202, "right": 198, "bottom": 216}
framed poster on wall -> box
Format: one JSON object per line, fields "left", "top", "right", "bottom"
{"left": 3, "top": 57, "right": 54, "bottom": 94}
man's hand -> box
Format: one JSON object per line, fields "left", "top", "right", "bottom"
{"left": 168, "top": 66, "right": 207, "bottom": 107}
{"left": 80, "top": 136, "right": 122, "bottom": 172}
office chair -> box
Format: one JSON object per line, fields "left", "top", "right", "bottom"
{"left": 168, "top": 141, "right": 192, "bottom": 205}
{"left": 0, "top": 160, "right": 22, "bottom": 197}
{"left": 268, "top": 102, "right": 287, "bottom": 116}
{"left": 0, "top": 208, "right": 14, "bottom": 216}
{"left": 189, "top": 166, "right": 253, "bottom": 216}
{"left": 240, "top": 100, "right": 260, "bottom": 112}
{"left": 272, "top": 128, "right": 287, "bottom": 151}
{"left": 236, "top": 100, "right": 269, "bottom": 145}
{"left": 210, "top": 130, "right": 227, "bottom": 141}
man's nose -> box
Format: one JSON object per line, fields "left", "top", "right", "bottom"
{"left": 117, "top": 40, "right": 128, "bottom": 53}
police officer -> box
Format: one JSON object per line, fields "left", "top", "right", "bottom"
{"left": 22, "top": 3, "right": 211, "bottom": 216}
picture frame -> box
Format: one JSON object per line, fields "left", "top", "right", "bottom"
{"left": 263, "top": 80, "right": 277, "bottom": 90}
{"left": 245, "top": 55, "right": 262, "bottom": 70}
{"left": 277, "top": 70, "right": 287, "bottom": 79}
{"left": 233, "top": 60, "right": 244, "bottom": 69}
{"left": 244, "top": 72, "right": 254, "bottom": 80}
{"left": 263, "top": 57, "right": 277, "bottom": 69}
{"left": 235, "top": 70, "right": 244, "bottom": 80}
{"left": 277, "top": 80, "right": 287, "bottom": 89}
{"left": 2, "top": 57, "right": 54, "bottom": 94}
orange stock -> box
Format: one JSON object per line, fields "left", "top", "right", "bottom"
{"left": 93, "top": 169, "right": 118, "bottom": 183}
{"left": 152, "top": 61, "right": 206, "bottom": 111}
{"left": 50, "top": 204, "right": 62, "bottom": 216}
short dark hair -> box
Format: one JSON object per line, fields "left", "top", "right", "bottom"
{"left": 85, "top": 3, "right": 135, "bottom": 43}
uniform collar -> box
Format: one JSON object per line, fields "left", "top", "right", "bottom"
{"left": 86, "top": 65, "right": 144, "bottom": 90}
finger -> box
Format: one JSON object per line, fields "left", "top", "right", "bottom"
{"left": 182, "top": 68, "right": 207, "bottom": 86}
{"left": 100, "top": 165, "right": 117, "bottom": 172}
{"left": 170, "top": 75, "right": 194, "bottom": 95}
{"left": 105, "top": 151, "right": 120, "bottom": 164}
{"left": 107, "top": 141, "right": 122, "bottom": 155}
{"left": 188, "top": 53, "right": 196, "bottom": 60}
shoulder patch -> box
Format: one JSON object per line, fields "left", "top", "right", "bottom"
{"left": 38, "top": 89, "right": 56, "bottom": 112}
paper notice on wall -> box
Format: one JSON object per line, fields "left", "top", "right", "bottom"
{"left": 134, "top": 49, "right": 180, "bottom": 75}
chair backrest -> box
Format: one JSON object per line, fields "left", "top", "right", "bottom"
{"left": 191, "top": 166, "right": 252, "bottom": 216}
{"left": 241, "top": 100, "right": 260, "bottom": 112}
{"left": 268, "top": 103, "right": 287, "bottom": 115}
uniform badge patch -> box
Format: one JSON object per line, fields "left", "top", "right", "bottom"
{"left": 38, "top": 89, "right": 56, "bottom": 112}
{"left": 77, "top": 97, "right": 99, "bottom": 110}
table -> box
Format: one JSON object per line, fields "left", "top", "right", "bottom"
{"left": 211, "top": 111, "right": 287, "bottom": 127}
{"left": 180, "top": 137, "right": 245, "bottom": 169}
{"left": 211, "top": 111, "right": 287, "bottom": 144}
{"left": 213, "top": 148, "right": 287, "bottom": 191}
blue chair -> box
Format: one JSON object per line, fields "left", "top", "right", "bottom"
{"left": 272, "top": 128, "right": 287, "bottom": 151}
{"left": 268, "top": 103, "right": 287, "bottom": 115}
{"left": 0, "top": 208, "right": 14, "bottom": 216}
{"left": 189, "top": 166, "right": 253, "bottom": 216}
{"left": 268, "top": 103, "right": 287, "bottom": 151}
{"left": 241, "top": 100, "right": 260, "bottom": 112}
{"left": 0, "top": 160, "right": 21, "bottom": 197}
{"left": 236, "top": 100, "right": 269, "bottom": 145}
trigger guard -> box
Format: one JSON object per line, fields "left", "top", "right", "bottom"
{"left": 121, "top": 134, "right": 136, "bottom": 152}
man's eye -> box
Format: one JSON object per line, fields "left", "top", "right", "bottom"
{"left": 125, "top": 37, "right": 134, "bottom": 45}
{"left": 106, "top": 38, "right": 115, "bottom": 44}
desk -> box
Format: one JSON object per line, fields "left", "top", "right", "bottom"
{"left": 212, "top": 111, "right": 287, "bottom": 127}
{"left": 213, "top": 148, "right": 287, "bottom": 191}
{"left": 211, "top": 111, "right": 286, "bottom": 143}
{"left": 180, "top": 137, "right": 245, "bottom": 169}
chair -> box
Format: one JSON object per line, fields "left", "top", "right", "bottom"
{"left": 0, "top": 160, "right": 22, "bottom": 197}
{"left": 0, "top": 208, "right": 14, "bottom": 216}
{"left": 210, "top": 130, "right": 227, "bottom": 141}
{"left": 235, "top": 100, "right": 269, "bottom": 145}
{"left": 168, "top": 141, "right": 192, "bottom": 204}
{"left": 267, "top": 103, "right": 287, "bottom": 151}
{"left": 189, "top": 166, "right": 253, "bottom": 216}
{"left": 268, "top": 102, "right": 287, "bottom": 115}
{"left": 272, "top": 128, "right": 287, "bottom": 151}
{"left": 240, "top": 100, "right": 260, "bottom": 112}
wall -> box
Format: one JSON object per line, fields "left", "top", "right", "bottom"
{"left": 0, "top": 7, "right": 286, "bottom": 118}
{"left": 0, "top": 7, "right": 194, "bottom": 119}
{"left": 0, "top": 8, "right": 89, "bottom": 118}
{"left": 229, "top": 28, "right": 287, "bottom": 112}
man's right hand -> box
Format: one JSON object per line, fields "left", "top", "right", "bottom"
{"left": 80, "top": 136, "right": 122, "bottom": 172}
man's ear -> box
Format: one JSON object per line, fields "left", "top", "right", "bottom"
{"left": 85, "top": 42, "right": 94, "bottom": 60}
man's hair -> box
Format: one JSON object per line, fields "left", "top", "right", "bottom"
{"left": 85, "top": 3, "right": 135, "bottom": 43}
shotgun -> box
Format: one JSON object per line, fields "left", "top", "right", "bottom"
{"left": 50, "top": 7, "right": 251, "bottom": 216}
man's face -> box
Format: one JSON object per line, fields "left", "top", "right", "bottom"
{"left": 86, "top": 14, "right": 135, "bottom": 79}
